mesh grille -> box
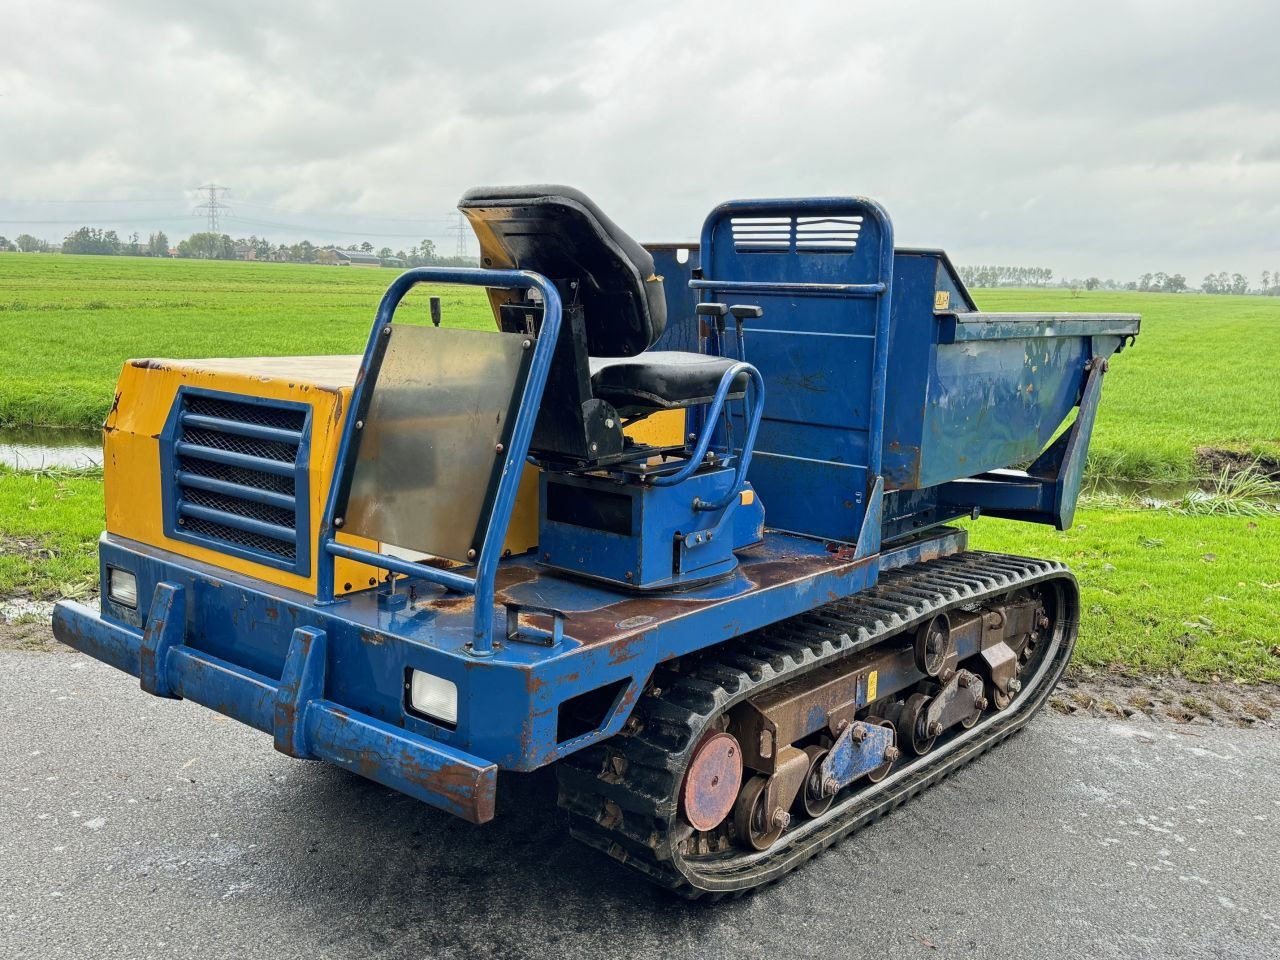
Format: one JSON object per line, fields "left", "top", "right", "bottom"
{"left": 184, "top": 394, "right": 306, "bottom": 432}
{"left": 182, "top": 488, "right": 295, "bottom": 529}
{"left": 182, "top": 517, "right": 297, "bottom": 560}
{"left": 166, "top": 391, "right": 308, "bottom": 569}
{"left": 182, "top": 427, "right": 298, "bottom": 463}
{"left": 177, "top": 455, "right": 295, "bottom": 495}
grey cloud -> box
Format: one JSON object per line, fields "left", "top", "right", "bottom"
{"left": 1, "top": 0, "right": 1278, "bottom": 278}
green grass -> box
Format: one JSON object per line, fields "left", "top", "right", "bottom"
{"left": 2, "top": 258, "right": 1278, "bottom": 484}
{"left": 0, "top": 254, "right": 494, "bottom": 429}
{"left": 975, "top": 289, "right": 1280, "bottom": 480}
{"left": 966, "top": 507, "right": 1280, "bottom": 682}
{"left": 0, "top": 467, "right": 104, "bottom": 599}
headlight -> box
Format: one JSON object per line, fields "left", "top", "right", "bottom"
{"left": 409, "top": 670, "right": 458, "bottom": 726}
{"left": 107, "top": 567, "right": 138, "bottom": 608}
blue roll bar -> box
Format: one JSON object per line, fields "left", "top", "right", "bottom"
{"left": 316, "top": 267, "right": 564, "bottom": 656}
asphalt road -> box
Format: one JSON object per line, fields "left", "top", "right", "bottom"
{"left": 3, "top": 650, "right": 1279, "bottom": 960}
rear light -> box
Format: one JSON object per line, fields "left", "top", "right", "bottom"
{"left": 409, "top": 670, "right": 458, "bottom": 726}
{"left": 106, "top": 567, "right": 138, "bottom": 608}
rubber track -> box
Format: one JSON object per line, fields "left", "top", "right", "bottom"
{"left": 556, "top": 550, "right": 1080, "bottom": 898}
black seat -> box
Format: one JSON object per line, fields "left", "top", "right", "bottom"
{"left": 590, "top": 353, "right": 748, "bottom": 418}
{"left": 458, "top": 185, "right": 746, "bottom": 462}
{"left": 459, "top": 184, "right": 665, "bottom": 358}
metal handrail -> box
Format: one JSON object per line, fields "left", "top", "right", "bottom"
{"left": 315, "top": 267, "right": 564, "bottom": 656}
{"left": 648, "top": 362, "right": 766, "bottom": 513}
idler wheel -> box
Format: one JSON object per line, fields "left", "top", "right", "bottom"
{"left": 901, "top": 693, "right": 937, "bottom": 756}
{"left": 679, "top": 731, "right": 743, "bottom": 832}
{"left": 798, "top": 745, "right": 834, "bottom": 818}
{"left": 914, "top": 615, "right": 950, "bottom": 677}
{"left": 734, "top": 775, "right": 787, "bottom": 851}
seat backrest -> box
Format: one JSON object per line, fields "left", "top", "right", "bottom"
{"left": 458, "top": 185, "right": 666, "bottom": 358}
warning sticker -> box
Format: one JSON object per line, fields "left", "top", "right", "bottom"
{"left": 866, "top": 670, "right": 879, "bottom": 703}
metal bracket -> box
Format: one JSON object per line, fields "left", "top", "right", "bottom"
{"left": 504, "top": 602, "right": 568, "bottom": 648}
{"left": 274, "top": 626, "right": 328, "bottom": 759}
{"left": 821, "top": 719, "right": 895, "bottom": 791}
{"left": 139, "top": 581, "right": 185, "bottom": 699}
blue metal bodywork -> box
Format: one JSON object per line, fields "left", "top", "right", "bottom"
{"left": 53, "top": 195, "right": 1139, "bottom": 824}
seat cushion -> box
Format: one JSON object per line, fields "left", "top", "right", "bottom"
{"left": 589, "top": 351, "right": 748, "bottom": 418}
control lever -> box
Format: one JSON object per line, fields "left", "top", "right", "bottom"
{"left": 728, "top": 304, "right": 762, "bottom": 362}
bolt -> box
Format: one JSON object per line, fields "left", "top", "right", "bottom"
{"left": 605, "top": 418, "right": 615, "bottom": 429}
{"left": 928, "top": 721, "right": 943, "bottom": 737}
{"left": 958, "top": 673, "right": 971, "bottom": 688}
{"left": 590, "top": 442, "right": 598, "bottom": 453}
{"left": 355, "top": 419, "right": 364, "bottom": 430}
{"left": 851, "top": 726, "right": 867, "bottom": 743}
{"left": 382, "top": 326, "right": 391, "bottom": 336}
{"left": 625, "top": 571, "right": 634, "bottom": 582}
{"left": 1008, "top": 678, "right": 1023, "bottom": 693}
{"left": 466, "top": 548, "right": 477, "bottom": 560}
{"left": 333, "top": 517, "right": 344, "bottom": 528}
{"left": 1038, "top": 614, "right": 1051, "bottom": 629}
{"left": 495, "top": 443, "right": 504, "bottom": 454}
{"left": 976, "top": 696, "right": 989, "bottom": 710}
{"left": 522, "top": 339, "right": 532, "bottom": 349}
{"left": 884, "top": 746, "right": 901, "bottom": 762}
{"left": 771, "top": 808, "right": 791, "bottom": 830}
{"left": 822, "top": 776, "right": 839, "bottom": 797}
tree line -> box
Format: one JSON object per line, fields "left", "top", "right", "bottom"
{"left": 0, "top": 228, "right": 473, "bottom": 267}
{"left": 957, "top": 265, "right": 1055, "bottom": 287}
{"left": 3, "top": 233, "right": 1279, "bottom": 294}
{"left": 957, "top": 262, "right": 1280, "bottom": 295}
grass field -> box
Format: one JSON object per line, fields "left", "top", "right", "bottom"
{"left": 0, "top": 255, "right": 494, "bottom": 430}
{"left": 3, "top": 255, "right": 1278, "bottom": 481}
{"left": 2, "top": 254, "right": 1277, "bottom": 679}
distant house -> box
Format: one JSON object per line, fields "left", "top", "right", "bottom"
{"left": 334, "top": 249, "right": 382, "bottom": 268}
{"left": 382, "top": 256, "right": 408, "bottom": 268}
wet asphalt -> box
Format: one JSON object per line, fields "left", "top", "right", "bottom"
{"left": 3, "top": 649, "right": 1278, "bottom": 960}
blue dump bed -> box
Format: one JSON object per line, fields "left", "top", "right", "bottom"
{"left": 882, "top": 250, "right": 1139, "bottom": 492}
{"left": 654, "top": 207, "right": 1139, "bottom": 539}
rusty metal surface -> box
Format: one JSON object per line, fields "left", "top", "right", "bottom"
{"left": 493, "top": 538, "right": 876, "bottom": 652}
{"left": 679, "top": 732, "right": 743, "bottom": 832}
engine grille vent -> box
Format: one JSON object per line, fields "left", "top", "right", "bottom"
{"left": 731, "top": 215, "right": 863, "bottom": 254}
{"left": 161, "top": 389, "right": 311, "bottom": 574}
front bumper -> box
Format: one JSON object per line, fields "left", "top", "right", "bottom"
{"left": 53, "top": 586, "right": 498, "bottom": 823}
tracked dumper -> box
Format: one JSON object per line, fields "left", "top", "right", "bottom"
{"left": 54, "top": 187, "right": 1139, "bottom": 896}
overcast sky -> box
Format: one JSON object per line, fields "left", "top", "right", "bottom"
{"left": 3, "top": 0, "right": 1279, "bottom": 279}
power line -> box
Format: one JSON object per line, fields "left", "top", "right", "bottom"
{"left": 234, "top": 198, "right": 450, "bottom": 224}
{"left": 224, "top": 214, "right": 440, "bottom": 240}
{"left": 193, "top": 184, "right": 231, "bottom": 233}
{"left": 447, "top": 212, "right": 469, "bottom": 257}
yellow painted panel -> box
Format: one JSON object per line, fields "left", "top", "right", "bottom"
{"left": 104, "top": 356, "right": 379, "bottom": 596}
{"left": 624, "top": 409, "right": 686, "bottom": 447}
